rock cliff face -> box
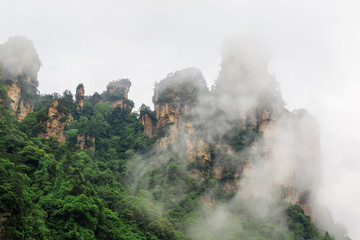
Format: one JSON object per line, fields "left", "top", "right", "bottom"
{"left": 151, "top": 69, "right": 216, "bottom": 171}
{"left": 142, "top": 47, "right": 319, "bottom": 219}
{"left": 6, "top": 81, "right": 34, "bottom": 121}
{"left": 146, "top": 66, "right": 283, "bottom": 194}
{"left": 7, "top": 81, "right": 21, "bottom": 113}
{"left": 0, "top": 37, "right": 41, "bottom": 121}
{"left": 106, "top": 79, "right": 133, "bottom": 112}
{"left": 111, "top": 98, "right": 133, "bottom": 112}
{"left": 38, "top": 99, "right": 70, "bottom": 143}
{"left": 139, "top": 112, "right": 157, "bottom": 138}
{"left": 153, "top": 68, "right": 207, "bottom": 124}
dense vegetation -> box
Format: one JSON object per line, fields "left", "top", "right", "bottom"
{"left": 0, "top": 34, "right": 348, "bottom": 239}
{"left": 0, "top": 84, "right": 178, "bottom": 239}
{"left": 0, "top": 77, "right": 339, "bottom": 239}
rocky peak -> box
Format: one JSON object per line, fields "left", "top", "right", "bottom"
{"left": 153, "top": 67, "right": 207, "bottom": 128}
{"left": 139, "top": 40, "right": 319, "bottom": 220}
{"left": 0, "top": 36, "right": 41, "bottom": 120}
{"left": 107, "top": 79, "right": 131, "bottom": 98}
{"left": 106, "top": 79, "right": 133, "bottom": 112}
{"left": 214, "top": 37, "right": 284, "bottom": 123}
{"left": 143, "top": 68, "right": 212, "bottom": 171}
{"left": 75, "top": 84, "right": 85, "bottom": 109}
{"left": 0, "top": 36, "right": 41, "bottom": 79}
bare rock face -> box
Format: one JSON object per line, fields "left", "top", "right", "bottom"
{"left": 155, "top": 101, "right": 181, "bottom": 128}
{"left": 236, "top": 109, "right": 320, "bottom": 220}
{"left": 203, "top": 193, "right": 216, "bottom": 209}
{"left": 152, "top": 68, "right": 207, "bottom": 142}
{"left": 106, "top": 79, "right": 133, "bottom": 112}
{"left": 6, "top": 81, "right": 33, "bottom": 121}
{"left": 139, "top": 112, "right": 157, "bottom": 138}
{"left": 17, "top": 101, "right": 33, "bottom": 121}
{"left": 38, "top": 99, "right": 70, "bottom": 143}
{"left": 185, "top": 137, "right": 210, "bottom": 163}
{"left": 111, "top": 99, "right": 133, "bottom": 112}
{"left": 7, "top": 81, "right": 21, "bottom": 113}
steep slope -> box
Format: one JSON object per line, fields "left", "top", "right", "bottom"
{"left": 133, "top": 38, "right": 346, "bottom": 239}
{"left": 0, "top": 36, "right": 40, "bottom": 120}
{"left": 104, "top": 79, "right": 134, "bottom": 112}
{"left": 0, "top": 36, "right": 350, "bottom": 240}
{"left": 37, "top": 98, "right": 71, "bottom": 143}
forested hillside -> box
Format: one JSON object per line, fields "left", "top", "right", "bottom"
{"left": 0, "top": 36, "right": 348, "bottom": 240}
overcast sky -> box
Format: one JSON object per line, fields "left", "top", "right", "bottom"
{"left": 1, "top": 0, "right": 360, "bottom": 238}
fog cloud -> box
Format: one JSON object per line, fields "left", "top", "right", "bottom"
{"left": 128, "top": 38, "right": 350, "bottom": 239}
{"left": 1, "top": 0, "right": 359, "bottom": 238}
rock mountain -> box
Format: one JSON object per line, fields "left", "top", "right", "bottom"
{"left": 0, "top": 36, "right": 349, "bottom": 240}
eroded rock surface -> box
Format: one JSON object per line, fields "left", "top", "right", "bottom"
{"left": 38, "top": 99, "right": 70, "bottom": 143}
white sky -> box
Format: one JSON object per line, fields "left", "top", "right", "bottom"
{"left": 1, "top": 0, "right": 360, "bottom": 238}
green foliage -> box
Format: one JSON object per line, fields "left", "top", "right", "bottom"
{"left": 158, "top": 93, "right": 176, "bottom": 103}
{"left": 0, "top": 157, "right": 50, "bottom": 240}
{"left": 286, "top": 204, "right": 334, "bottom": 240}
{"left": 65, "top": 128, "right": 79, "bottom": 146}
{"left": 0, "top": 158, "right": 25, "bottom": 214}
{"left": 0, "top": 77, "right": 341, "bottom": 240}
{"left": 16, "top": 74, "right": 39, "bottom": 102}
{"left": 20, "top": 108, "right": 48, "bottom": 137}
{"left": 0, "top": 82, "right": 9, "bottom": 110}
{"left": 139, "top": 104, "right": 157, "bottom": 120}
{"left": 57, "top": 90, "right": 75, "bottom": 115}
{"left": 223, "top": 120, "right": 262, "bottom": 152}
